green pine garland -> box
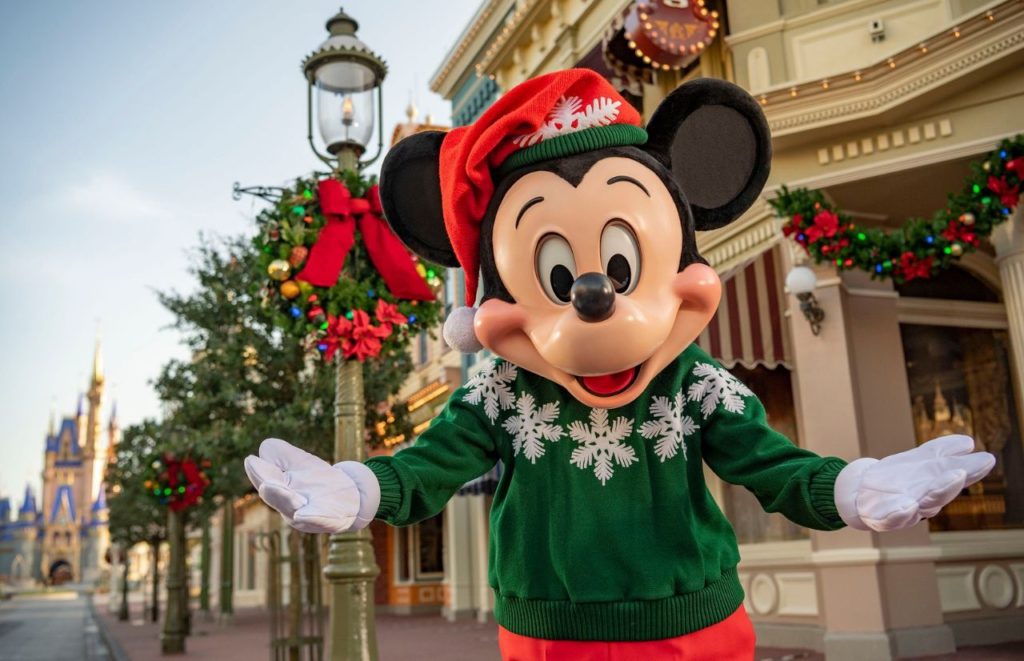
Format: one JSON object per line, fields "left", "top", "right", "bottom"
{"left": 769, "top": 135, "right": 1023, "bottom": 284}
{"left": 254, "top": 171, "right": 444, "bottom": 362}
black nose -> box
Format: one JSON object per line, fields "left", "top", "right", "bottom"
{"left": 571, "top": 272, "right": 616, "bottom": 322}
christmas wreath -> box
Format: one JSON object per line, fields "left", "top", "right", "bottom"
{"left": 145, "top": 453, "right": 211, "bottom": 511}
{"left": 254, "top": 171, "right": 444, "bottom": 362}
{"left": 770, "top": 135, "right": 1023, "bottom": 284}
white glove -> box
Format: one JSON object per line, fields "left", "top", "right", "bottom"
{"left": 834, "top": 434, "right": 994, "bottom": 532}
{"left": 243, "top": 438, "right": 381, "bottom": 534}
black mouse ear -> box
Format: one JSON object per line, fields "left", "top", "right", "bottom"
{"left": 645, "top": 78, "right": 771, "bottom": 232}
{"left": 379, "top": 131, "right": 459, "bottom": 267}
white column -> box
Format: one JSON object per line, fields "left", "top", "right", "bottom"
{"left": 469, "top": 495, "right": 494, "bottom": 621}
{"left": 991, "top": 209, "right": 1024, "bottom": 421}
{"left": 442, "top": 498, "right": 476, "bottom": 620}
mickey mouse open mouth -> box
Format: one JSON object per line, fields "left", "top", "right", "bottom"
{"left": 576, "top": 363, "right": 642, "bottom": 397}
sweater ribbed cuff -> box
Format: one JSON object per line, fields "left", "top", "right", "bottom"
{"left": 809, "top": 457, "right": 848, "bottom": 530}
{"left": 365, "top": 458, "right": 402, "bottom": 522}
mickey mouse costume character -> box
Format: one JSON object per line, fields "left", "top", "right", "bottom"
{"left": 245, "top": 70, "right": 994, "bottom": 660}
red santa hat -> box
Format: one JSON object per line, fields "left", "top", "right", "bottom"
{"left": 439, "top": 69, "right": 646, "bottom": 307}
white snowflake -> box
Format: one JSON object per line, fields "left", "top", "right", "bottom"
{"left": 502, "top": 393, "right": 563, "bottom": 462}
{"left": 686, "top": 362, "right": 754, "bottom": 418}
{"left": 512, "top": 95, "right": 622, "bottom": 147}
{"left": 463, "top": 358, "right": 518, "bottom": 423}
{"left": 568, "top": 409, "right": 636, "bottom": 485}
{"left": 639, "top": 392, "right": 699, "bottom": 461}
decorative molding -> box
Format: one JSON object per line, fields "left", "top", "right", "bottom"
{"left": 775, "top": 571, "right": 819, "bottom": 616}
{"left": 931, "top": 530, "right": 1024, "bottom": 561}
{"left": 700, "top": 201, "right": 781, "bottom": 272}
{"left": 817, "top": 119, "right": 953, "bottom": 166}
{"left": 937, "top": 565, "right": 983, "bottom": 613}
{"left": 810, "top": 545, "right": 942, "bottom": 567}
{"left": 766, "top": 131, "right": 1022, "bottom": 193}
{"left": 750, "top": 573, "right": 780, "bottom": 615}
{"left": 897, "top": 297, "right": 1009, "bottom": 329}
{"left": 1011, "top": 563, "right": 1024, "bottom": 607}
{"left": 977, "top": 565, "right": 1015, "bottom": 609}
{"left": 760, "top": 4, "right": 1024, "bottom": 136}
{"left": 739, "top": 540, "right": 813, "bottom": 568}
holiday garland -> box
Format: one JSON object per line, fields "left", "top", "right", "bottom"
{"left": 254, "top": 171, "right": 444, "bottom": 362}
{"left": 769, "top": 135, "right": 1023, "bottom": 284}
{"left": 145, "top": 453, "right": 211, "bottom": 511}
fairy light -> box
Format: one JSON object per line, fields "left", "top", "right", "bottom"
{"left": 953, "top": 27, "right": 961, "bottom": 38}
{"left": 887, "top": 57, "right": 897, "bottom": 69}
{"left": 854, "top": 71, "right": 862, "bottom": 81}
{"left": 919, "top": 43, "right": 928, "bottom": 53}
{"left": 821, "top": 79, "right": 829, "bottom": 90}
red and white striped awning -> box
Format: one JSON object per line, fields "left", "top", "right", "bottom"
{"left": 696, "top": 247, "right": 792, "bottom": 370}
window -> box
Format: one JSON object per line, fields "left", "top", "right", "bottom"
{"left": 901, "top": 324, "right": 1023, "bottom": 530}
{"left": 418, "top": 331, "right": 429, "bottom": 366}
{"left": 718, "top": 365, "right": 809, "bottom": 543}
{"left": 393, "top": 513, "right": 445, "bottom": 582}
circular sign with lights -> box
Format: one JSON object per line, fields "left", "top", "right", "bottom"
{"left": 623, "top": 0, "right": 720, "bottom": 71}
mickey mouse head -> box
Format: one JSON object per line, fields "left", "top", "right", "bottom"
{"left": 381, "top": 70, "right": 771, "bottom": 408}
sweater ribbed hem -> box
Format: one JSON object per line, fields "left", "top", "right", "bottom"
{"left": 497, "top": 124, "right": 648, "bottom": 176}
{"left": 494, "top": 568, "right": 744, "bottom": 642}
{"left": 365, "top": 459, "right": 402, "bottom": 521}
{"left": 809, "top": 457, "right": 847, "bottom": 530}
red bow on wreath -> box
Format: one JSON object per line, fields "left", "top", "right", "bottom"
{"left": 295, "top": 179, "right": 435, "bottom": 301}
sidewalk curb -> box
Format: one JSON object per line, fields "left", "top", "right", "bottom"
{"left": 88, "top": 595, "right": 132, "bottom": 661}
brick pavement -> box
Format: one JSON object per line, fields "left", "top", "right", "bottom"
{"left": 91, "top": 595, "right": 1024, "bottom": 661}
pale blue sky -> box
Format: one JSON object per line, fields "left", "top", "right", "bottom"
{"left": 0, "top": 1, "right": 479, "bottom": 501}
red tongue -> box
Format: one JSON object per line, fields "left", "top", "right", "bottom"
{"left": 581, "top": 367, "right": 637, "bottom": 396}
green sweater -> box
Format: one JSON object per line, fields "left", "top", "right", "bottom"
{"left": 366, "top": 344, "right": 846, "bottom": 641}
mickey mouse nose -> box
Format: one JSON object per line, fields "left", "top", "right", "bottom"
{"left": 571, "top": 272, "right": 616, "bottom": 322}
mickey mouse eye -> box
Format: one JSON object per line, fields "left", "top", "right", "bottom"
{"left": 535, "top": 233, "right": 576, "bottom": 304}
{"left": 601, "top": 221, "right": 641, "bottom": 294}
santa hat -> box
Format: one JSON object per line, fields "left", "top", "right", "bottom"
{"left": 438, "top": 69, "right": 645, "bottom": 352}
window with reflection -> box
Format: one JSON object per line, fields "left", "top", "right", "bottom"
{"left": 901, "top": 324, "right": 1024, "bottom": 530}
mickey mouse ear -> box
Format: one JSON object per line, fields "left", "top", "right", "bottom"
{"left": 645, "top": 78, "right": 772, "bottom": 232}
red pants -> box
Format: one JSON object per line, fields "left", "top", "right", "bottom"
{"left": 498, "top": 606, "right": 755, "bottom": 661}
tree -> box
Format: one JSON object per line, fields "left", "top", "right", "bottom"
{"left": 106, "top": 419, "right": 168, "bottom": 623}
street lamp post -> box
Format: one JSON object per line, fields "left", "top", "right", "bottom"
{"left": 302, "top": 8, "right": 387, "bottom": 661}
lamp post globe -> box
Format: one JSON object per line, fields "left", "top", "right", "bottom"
{"left": 303, "top": 7, "right": 388, "bottom": 172}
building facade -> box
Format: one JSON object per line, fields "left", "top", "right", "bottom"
{"left": 429, "top": 0, "right": 1024, "bottom": 658}
{"left": 0, "top": 342, "right": 116, "bottom": 586}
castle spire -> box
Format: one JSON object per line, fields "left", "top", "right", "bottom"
{"left": 48, "top": 408, "right": 56, "bottom": 438}
{"left": 92, "top": 336, "right": 104, "bottom": 387}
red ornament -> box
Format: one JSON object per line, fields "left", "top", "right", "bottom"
{"left": 1006, "top": 157, "right": 1023, "bottom": 175}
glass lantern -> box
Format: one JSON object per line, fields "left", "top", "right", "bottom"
{"left": 303, "top": 9, "right": 387, "bottom": 168}
{"left": 314, "top": 60, "right": 377, "bottom": 154}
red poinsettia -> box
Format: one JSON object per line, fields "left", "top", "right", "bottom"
{"left": 987, "top": 176, "right": 1020, "bottom": 208}
{"left": 781, "top": 213, "right": 804, "bottom": 238}
{"left": 805, "top": 210, "right": 840, "bottom": 244}
{"left": 375, "top": 299, "right": 408, "bottom": 329}
{"left": 323, "top": 309, "right": 396, "bottom": 362}
{"left": 898, "top": 252, "right": 935, "bottom": 282}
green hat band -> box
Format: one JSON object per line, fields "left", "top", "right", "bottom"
{"left": 497, "top": 124, "right": 648, "bottom": 177}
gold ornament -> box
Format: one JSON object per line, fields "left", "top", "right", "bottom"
{"left": 951, "top": 243, "right": 963, "bottom": 257}
{"left": 280, "top": 280, "right": 300, "bottom": 299}
{"left": 268, "top": 259, "right": 291, "bottom": 281}
{"left": 959, "top": 212, "right": 975, "bottom": 226}
{"left": 416, "top": 263, "right": 427, "bottom": 278}
{"left": 983, "top": 161, "right": 991, "bottom": 172}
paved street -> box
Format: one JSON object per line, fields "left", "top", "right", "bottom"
{"left": 0, "top": 589, "right": 110, "bottom": 661}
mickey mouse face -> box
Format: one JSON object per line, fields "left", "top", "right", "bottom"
{"left": 381, "top": 76, "right": 771, "bottom": 407}
{"left": 475, "top": 154, "right": 721, "bottom": 407}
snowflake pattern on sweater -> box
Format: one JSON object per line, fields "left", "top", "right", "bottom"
{"left": 463, "top": 358, "right": 518, "bottom": 423}
{"left": 457, "top": 355, "right": 754, "bottom": 483}
{"left": 568, "top": 408, "right": 637, "bottom": 485}
{"left": 639, "top": 392, "right": 699, "bottom": 461}
{"left": 503, "top": 393, "right": 563, "bottom": 462}
{"left": 687, "top": 362, "right": 754, "bottom": 418}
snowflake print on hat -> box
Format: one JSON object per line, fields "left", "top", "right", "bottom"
{"left": 687, "top": 362, "right": 754, "bottom": 418}
{"left": 512, "top": 96, "right": 622, "bottom": 148}
{"left": 463, "top": 358, "right": 518, "bottom": 423}
{"left": 640, "top": 392, "right": 699, "bottom": 461}
{"left": 503, "top": 393, "right": 563, "bottom": 462}
{"left": 569, "top": 409, "right": 636, "bottom": 485}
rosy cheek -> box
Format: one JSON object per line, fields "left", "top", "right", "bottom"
{"left": 474, "top": 300, "right": 529, "bottom": 349}
{"left": 672, "top": 264, "right": 722, "bottom": 313}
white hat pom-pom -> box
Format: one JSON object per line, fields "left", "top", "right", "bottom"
{"left": 443, "top": 306, "right": 484, "bottom": 354}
